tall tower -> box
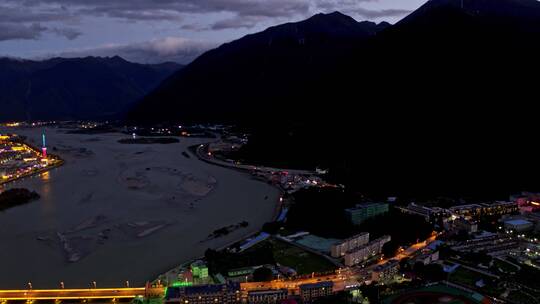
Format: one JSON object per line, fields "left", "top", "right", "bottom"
{"left": 41, "top": 130, "right": 47, "bottom": 158}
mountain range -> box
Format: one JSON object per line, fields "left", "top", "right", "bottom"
{"left": 3, "top": 0, "right": 540, "bottom": 199}
{"left": 129, "top": 0, "right": 540, "bottom": 125}
{"left": 129, "top": 0, "right": 540, "bottom": 200}
{"left": 128, "top": 12, "right": 390, "bottom": 123}
{"left": 0, "top": 56, "right": 181, "bottom": 121}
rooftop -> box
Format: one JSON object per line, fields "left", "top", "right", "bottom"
{"left": 299, "top": 281, "right": 333, "bottom": 290}
{"left": 505, "top": 219, "right": 532, "bottom": 225}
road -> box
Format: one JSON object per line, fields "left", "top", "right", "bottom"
{"left": 383, "top": 234, "right": 438, "bottom": 264}
{"left": 0, "top": 288, "right": 149, "bottom": 300}
{"left": 241, "top": 234, "right": 438, "bottom": 295}
{"left": 241, "top": 271, "right": 351, "bottom": 294}
{"left": 195, "top": 144, "right": 316, "bottom": 176}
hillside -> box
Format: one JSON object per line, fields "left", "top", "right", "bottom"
{"left": 130, "top": 0, "right": 540, "bottom": 200}
{"left": 0, "top": 56, "right": 181, "bottom": 121}
{"left": 128, "top": 12, "right": 389, "bottom": 123}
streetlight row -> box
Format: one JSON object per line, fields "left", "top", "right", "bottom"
{"left": 26, "top": 281, "right": 130, "bottom": 289}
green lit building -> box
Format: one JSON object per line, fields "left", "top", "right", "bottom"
{"left": 191, "top": 261, "right": 209, "bottom": 279}
{"left": 227, "top": 267, "right": 254, "bottom": 278}
{"left": 345, "top": 203, "right": 389, "bottom": 225}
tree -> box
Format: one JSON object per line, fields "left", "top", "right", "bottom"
{"left": 253, "top": 267, "right": 273, "bottom": 282}
{"left": 454, "top": 229, "right": 470, "bottom": 242}
{"left": 382, "top": 241, "right": 400, "bottom": 258}
{"left": 464, "top": 250, "right": 492, "bottom": 266}
{"left": 414, "top": 262, "right": 446, "bottom": 282}
{"left": 262, "top": 221, "right": 282, "bottom": 235}
{"left": 313, "top": 292, "right": 352, "bottom": 304}
{"left": 359, "top": 284, "right": 381, "bottom": 304}
{"left": 399, "top": 258, "right": 412, "bottom": 272}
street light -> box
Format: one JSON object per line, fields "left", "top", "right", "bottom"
{"left": 28, "top": 282, "right": 33, "bottom": 290}
{"left": 60, "top": 282, "right": 65, "bottom": 289}
{"left": 92, "top": 281, "right": 97, "bottom": 289}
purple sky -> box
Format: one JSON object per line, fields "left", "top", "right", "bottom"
{"left": 0, "top": 0, "right": 427, "bottom": 64}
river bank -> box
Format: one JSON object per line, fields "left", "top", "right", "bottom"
{"left": 0, "top": 188, "right": 40, "bottom": 211}
{"left": 152, "top": 143, "right": 292, "bottom": 285}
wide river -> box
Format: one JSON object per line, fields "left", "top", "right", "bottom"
{"left": 0, "top": 127, "right": 279, "bottom": 289}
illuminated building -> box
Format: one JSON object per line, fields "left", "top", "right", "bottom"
{"left": 227, "top": 267, "right": 254, "bottom": 278}
{"left": 503, "top": 219, "right": 534, "bottom": 232}
{"left": 481, "top": 201, "right": 518, "bottom": 216}
{"left": 397, "top": 203, "right": 447, "bottom": 222}
{"left": 191, "top": 261, "right": 209, "bottom": 279}
{"left": 413, "top": 249, "right": 440, "bottom": 265}
{"left": 331, "top": 232, "right": 370, "bottom": 258}
{"left": 372, "top": 259, "right": 400, "bottom": 283}
{"left": 11, "top": 146, "right": 25, "bottom": 151}
{"left": 451, "top": 217, "right": 478, "bottom": 233}
{"left": 299, "top": 281, "right": 333, "bottom": 303}
{"left": 345, "top": 203, "right": 389, "bottom": 225}
{"left": 451, "top": 234, "right": 519, "bottom": 257}
{"left": 247, "top": 289, "right": 288, "bottom": 303}
{"left": 449, "top": 202, "right": 518, "bottom": 218}
{"left": 449, "top": 204, "right": 483, "bottom": 217}
{"left": 344, "top": 235, "right": 391, "bottom": 266}
{"left": 41, "top": 130, "right": 47, "bottom": 158}
{"left": 165, "top": 282, "right": 241, "bottom": 304}
{"left": 512, "top": 194, "right": 540, "bottom": 212}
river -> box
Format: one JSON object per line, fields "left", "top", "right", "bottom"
{"left": 0, "top": 126, "right": 278, "bottom": 289}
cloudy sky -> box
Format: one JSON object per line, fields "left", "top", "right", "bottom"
{"left": 0, "top": 0, "right": 426, "bottom": 64}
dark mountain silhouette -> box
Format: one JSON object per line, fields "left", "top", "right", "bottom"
{"left": 399, "top": 0, "right": 540, "bottom": 29}
{"left": 127, "top": 0, "right": 540, "bottom": 200}
{"left": 128, "top": 12, "right": 390, "bottom": 123}
{"left": 0, "top": 56, "right": 181, "bottom": 121}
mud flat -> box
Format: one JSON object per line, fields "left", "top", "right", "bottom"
{"left": 0, "top": 126, "right": 279, "bottom": 288}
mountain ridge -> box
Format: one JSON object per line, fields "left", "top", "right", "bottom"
{"left": 126, "top": 0, "right": 540, "bottom": 199}
{"left": 128, "top": 12, "right": 390, "bottom": 123}
{"left": 0, "top": 56, "right": 182, "bottom": 122}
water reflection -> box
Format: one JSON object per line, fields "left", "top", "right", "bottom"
{"left": 38, "top": 170, "right": 54, "bottom": 216}
{"left": 39, "top": 171, "right": 52, "bottom": 198}
{"left": 41, "top": 171, "right": 50, "bottom": 181}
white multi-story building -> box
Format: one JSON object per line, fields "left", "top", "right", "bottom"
{"left": 344, "top": 235, "right": 391, "bottom": 266}
{"left": 331, "top": 232, "right": 370, "bottom": 258}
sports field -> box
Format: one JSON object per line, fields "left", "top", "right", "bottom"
{"left": 384, "top": 284, "right": 486, "bottom": 304}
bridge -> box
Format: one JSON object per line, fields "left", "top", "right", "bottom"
{"left": 0, "top": 287, "right": 162, "bottom": 301}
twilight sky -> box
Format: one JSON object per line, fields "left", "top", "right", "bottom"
{"left": 0, "top": 0, "right": 427, "bottom": 64}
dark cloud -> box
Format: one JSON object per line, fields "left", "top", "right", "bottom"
{"left": 15, "top": 0, "right": 311, "bottom": 20}
{"left": 0, "top": 23, "right": 47, "bottom": 41}
{"left": 210, "top": 16, "right": 264, "bottom": 30}
{"left": 353, "top": 7, "right": 412, "bottom": 18}
{"left": 56, "top": 37, "right": 215, "bottom": 64}
{"left": 0, "top": 0, "right": 416, "bottom": 61}
{"left": 8, "top": 0, "right": 403, "bottom": 28}
{"left": 0, "top": 3, "right": 80, "bottom": 41}
{"left": 50, "top": 27, "right": 82, "bottom": 40}
{"left": 0, "top": 4, "right": 70, "bottom": 22}
{"left": 314, "top": 0, "right": 412, "bottom": 19}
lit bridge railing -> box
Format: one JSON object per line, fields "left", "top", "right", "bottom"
{"left": 0, "top": 287, "right": 156, "bottom": 300}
